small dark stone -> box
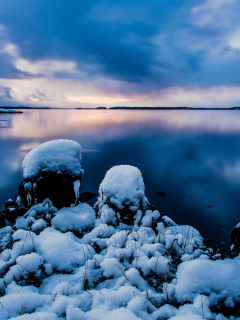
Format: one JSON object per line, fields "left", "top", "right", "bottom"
{"left": 79, "top": 192, "right": 98, "bottom": 202}
{"left": 4, "top": 199, "right": 18, "bottom": 209}
{"left": 0, "top": 205, "right": 27, "bottom": 224}
{"left": 154, "top": 191, "right": 166, "bottom": 197}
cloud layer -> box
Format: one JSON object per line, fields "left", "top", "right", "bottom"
{"left": 0, "top": 0, "right": 240, "bottom": 107}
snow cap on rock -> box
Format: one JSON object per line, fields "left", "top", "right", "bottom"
{"left": 99, "top": 165, "right": 145, "bottom": 209}
{"left": 22, "top": 139, "right": 82, "bottom": 180}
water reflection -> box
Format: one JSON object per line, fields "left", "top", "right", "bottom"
{"left": 1, "top": 109, "right": 240, "bottom": 246}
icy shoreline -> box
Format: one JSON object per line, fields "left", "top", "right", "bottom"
{"left": 0, "top": 140, "right": 239, "bottom": 320}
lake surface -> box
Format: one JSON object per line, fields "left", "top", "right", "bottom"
{"left": 1, "top": 109, "right": 240, "bottom": 247}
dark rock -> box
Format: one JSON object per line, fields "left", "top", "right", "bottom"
{"left": 211, "top": 300, "right": 240, "bottom": 318}
{"left": 79, "top": 192, "right": 98, "bottom": 202}
{"left": 0, "top": 199, "right": 27, "bottom": 225}
{"left": 4, "top": 199, "right": 18, "bottom": 209}
{"left": 154, "top": 191, "right": 166, "bottom": 197}
{"left": 18, "top": 171, "right": 83, "bottom": 210}
{"left": 0, "top": 214, "right": 5, "bottom": 228}
{"left": 231, "top": 223, "right": 240, "bottom": 250}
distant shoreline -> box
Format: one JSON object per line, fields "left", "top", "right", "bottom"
{"left": 0, "top": 106, "right": 240, "bottom": 110}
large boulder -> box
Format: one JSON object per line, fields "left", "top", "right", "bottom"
{"left": 18, "top": 139, "right": 84, "bottom": 209}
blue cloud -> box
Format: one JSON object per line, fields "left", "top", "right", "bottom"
{"left": 0, "top": 0, "right": 239, "bottom": 91}
{"left": 0, "top": 86, "right": 12, "bottom": 99}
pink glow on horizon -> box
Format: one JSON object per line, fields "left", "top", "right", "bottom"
{"left": 2, "top": 109, "right": 240, "bottom": 143}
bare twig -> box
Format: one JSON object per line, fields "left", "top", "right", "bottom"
{"left": 115, "top": 259, "right": 129, "bottom": 281}
{"left": 201, "top": 295, "right": 205, "bottom": 319}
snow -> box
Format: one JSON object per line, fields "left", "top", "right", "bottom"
{"left": 22, "top": 139, "right": 82, "bottom": 180}
{"left": 35, "top": 228, "right": 95, "bottom": 272}
{"left": 51, "top": 203, "right": 95, "bottom": 233}
{"left": 101, "top": 258, "right": 125, "bottom": 278}
{"left": 148, "top": 255, "right": 170, "bottom": 275}
{"left": 166, "top": 225, "right": 204, "bottom": 248}
{"left": 162, "top": 215, "right": 177, "bottom": 226}
{"left": 141, "top": 210, "right": 160, "bottom": 227}
{"left": 66, "top": 305, "right": 87, "bottom": 320}
{"left": 1, "top": 163, "right": 240, "bottom": 320}
{"left": 16, "top": 253, "right": 42, "bottom": 273}
{"left": 174, "top": 257, "right": 240, "bottom": 304}
{"left": 10, "top": 312, "right": 59, "bottom": 320}
{"left": 31, "top": 219, "right": 47, "bottom": 232}
{"left": 0, "top": 226, "right": 14, "bottom": 252}
{"left": 103, "top": 307, "right": 142, "bottom": 320}
{"left": 98, "top": 165, "right": 146, "bottom": 209}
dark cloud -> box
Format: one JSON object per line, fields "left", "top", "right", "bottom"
{"left": 24, "top": 90, "right": 51, "bottom": 102}
{"left": 0, "top": 0, "right": 239, "bottom": 89}
{"left": 0, "top": 86, "right": 12, "bottom": 99}
{"left": 0, "top": 52, "right": 36, "bottom": 79}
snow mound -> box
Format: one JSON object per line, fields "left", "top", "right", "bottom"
{"left": 166, "top": 225, "right": 204, "bottom": 248}
{"left": 98, "top": 165, "right": 146, "bottom": 209}
{"left": 35, "top": 228, "right": 95, "bottom": 272}
{"left": 22, "top": 139, "right": 82, "bottom": 179}
{"left": 51, "top": 203, "right": 95, "bottom": 232}
{"left": 174, "top": 257, "right": 240, "bottom": 304}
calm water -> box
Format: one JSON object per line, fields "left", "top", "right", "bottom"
{"left": 1, "top": 109, "right": 240, "bottom": 247}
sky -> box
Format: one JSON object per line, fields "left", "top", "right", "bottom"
{"left": 0, "top": 0, "right": 240, "bottom": 108}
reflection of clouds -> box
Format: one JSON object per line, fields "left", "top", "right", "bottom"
{"left": 0, "top": 109, "right": 240, "bottom": 245}
{"left": 2, "top": 110, "right": 240, "bottom": 141}
{"left": 0, "top": 153, "right": 22, "bottom": 188}
{"left": 68, "top": 95, "right": 129, "bottom": 104}
{"left": 19, "top": 141, "right": 41, "bottom": 151}
{"left": 82, "top": 149, "right": 100, "bottom": 153}
{"left": 224, "top": 160, "right": 240, "bottom": 182}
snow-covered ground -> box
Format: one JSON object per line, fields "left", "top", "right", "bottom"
{"left": 0, "top": 164, "right": 239, "bottom": 319}
{"left": 0, "top": 108, "right": 23, "bottom": 113}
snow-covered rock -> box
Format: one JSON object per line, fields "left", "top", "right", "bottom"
{"left": 95, "top": 165, "right": 154, "bottom": 226}
{"left": 18, "top": 140, "right": 84, "bottom": 209}
{"left": 22, "top": 139, "right": 82, "bottom": 180}
{"left": 98, "top": 165, "right": 146, "bottom": 210}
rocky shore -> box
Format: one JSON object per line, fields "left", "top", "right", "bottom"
{"left": 0, "top": 109, "right": 23, "bottom": 113}
{"left": 0, "top": 139, "right": 239, "bottom": 320}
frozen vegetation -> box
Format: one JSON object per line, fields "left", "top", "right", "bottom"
{"left": 0, "top": 140, "right": 239, "bottom": 319}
